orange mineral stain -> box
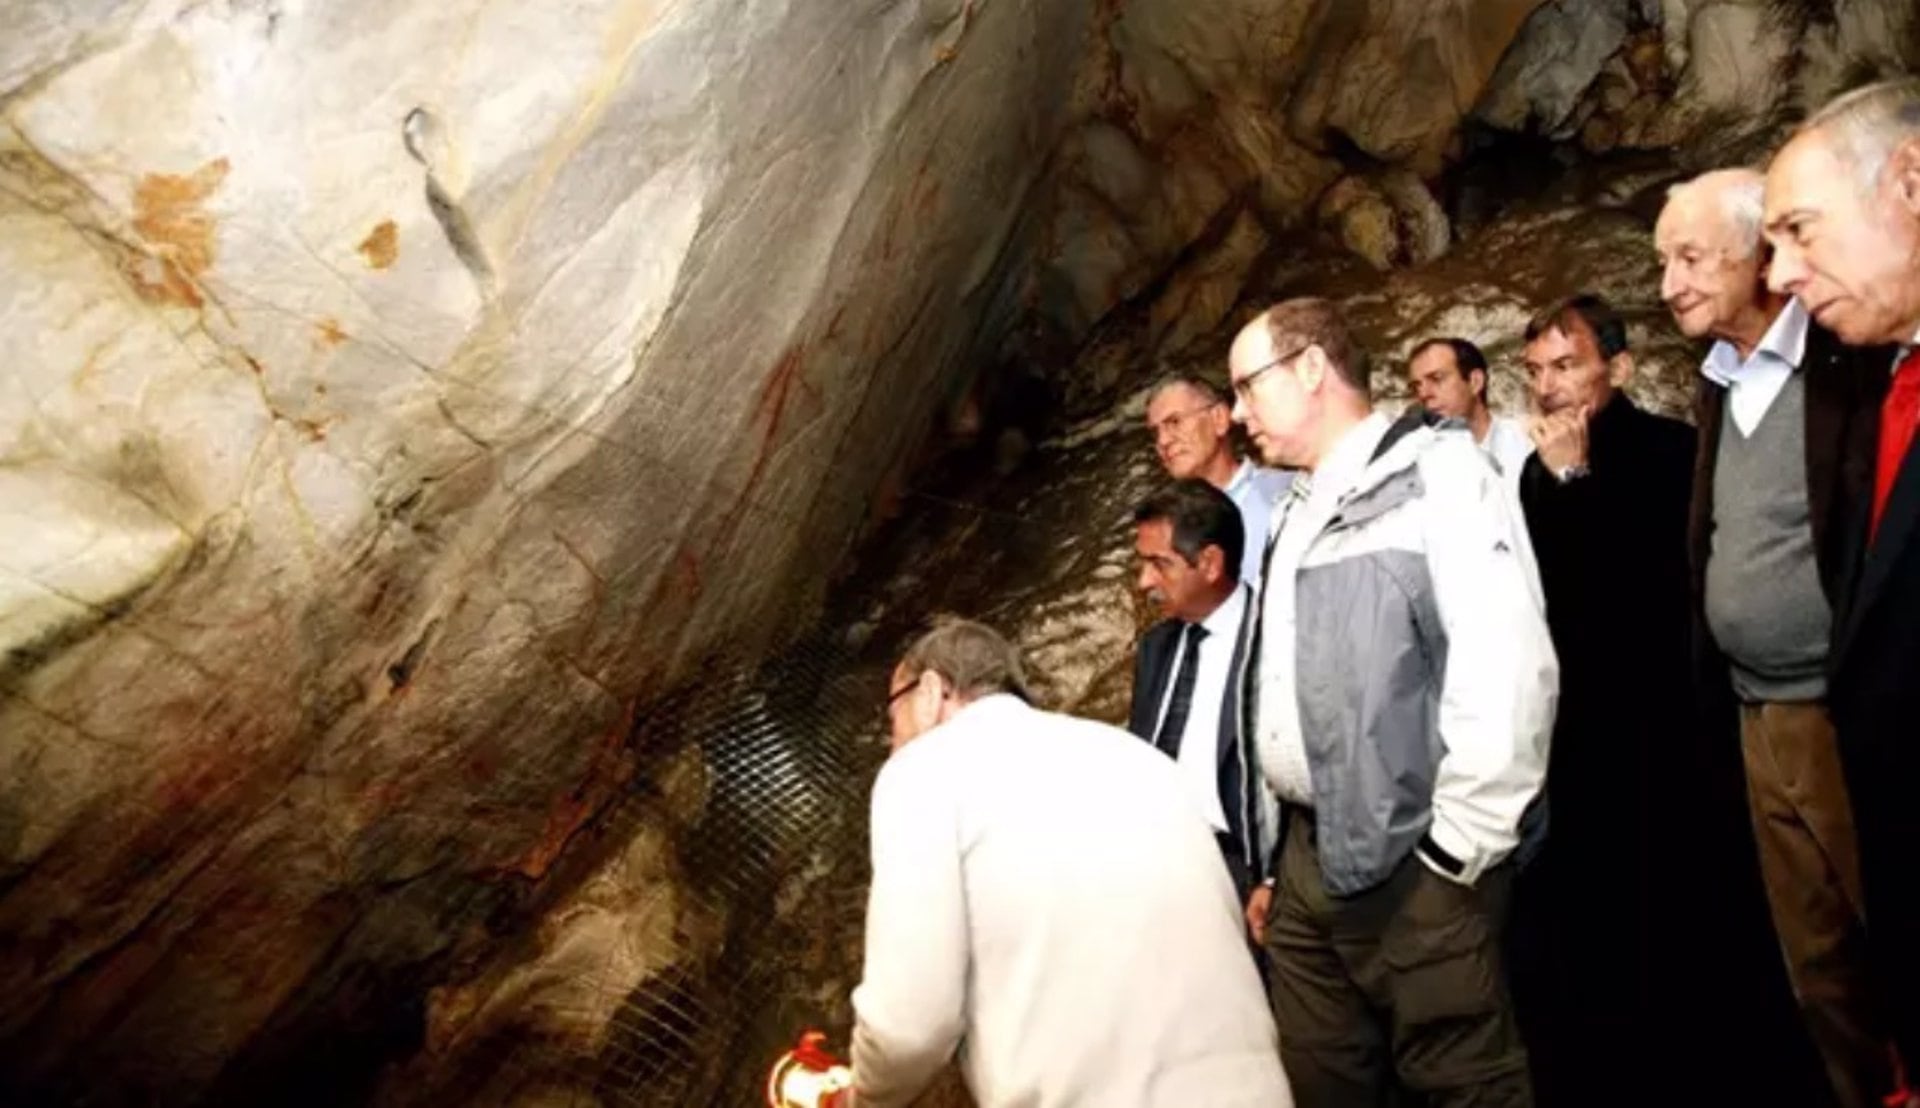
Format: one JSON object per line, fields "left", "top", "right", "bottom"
{"left": 357, "top": 220, "right": 398, "bottom": 269}
{"left": 125, "top": 157, "right": 230, "bottom": 307}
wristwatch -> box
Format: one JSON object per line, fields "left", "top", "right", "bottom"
{"left": 1552, "top": 461, "right": 1590, "bottom": 484}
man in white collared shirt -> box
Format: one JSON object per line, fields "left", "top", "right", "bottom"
{"left": 1126, "top": 480, "right": 1271, "bottom": 899}
{"left": 1407, "top": 337, "right": 1532, "bottom": 488}
{"left": 1146, "top": 374, "right": 1294, "bottom": 579}
{"left": 1658, "top": 167, "right": 1899, "bottom": 1108}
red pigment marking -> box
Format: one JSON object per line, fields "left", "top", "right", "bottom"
{"left": 502, "top": 697, "right": 639, "bottom": 880}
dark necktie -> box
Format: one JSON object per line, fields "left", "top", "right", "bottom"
{"left": 1154, "top": 624, "right": 1208, "bottom": 758}
{"left": 1872, "top": 348, "right": 1920, "bottom": 539}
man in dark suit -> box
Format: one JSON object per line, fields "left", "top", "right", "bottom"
{"left": 1128, "top": 480, "right": 1267, "bottom": 902}
{"left": 1766, "top": 77, "right": 1920, "bottom": 1094}
{"left": 1659, "top": 167, "right": 1894, "bottom": 1108}
{"left": 1512, "top": 294, "right": 1714, "bottom": 1106}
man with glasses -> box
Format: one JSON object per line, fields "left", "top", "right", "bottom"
{"left": 1146, "top": 373, "right": 1293, "bottom": 581}
{"left": 1230, "top": 298, "right": 1555, "bottom": 1108}
{"left": 849, "top": 618, "right": 1290, "bottom": 1107}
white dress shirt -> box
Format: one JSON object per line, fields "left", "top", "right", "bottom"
{"left": 1701, "top": 297, "right": 1810, "bottom": 435}
{"left": 1224, "top": 460, "right": 1293, "bottom": 582}
{"left": 851, "top": 696, "right": 1291, "bottom": 1108}
{"left": 1148, "top": 585, "right": 1250, "bottom": 832}
{"left": 1257, "top": 413, "right": 1393, "bottom": 805}
{"left": 1479, "top": 415, "right": 1533, "bottom": 486}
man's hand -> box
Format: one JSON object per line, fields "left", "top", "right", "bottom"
{"left": 1244, "top": 885, "right": 1273, "bottom": 945}
{"left": 1528, "top": 404, "right": 1591, "bottom": 475}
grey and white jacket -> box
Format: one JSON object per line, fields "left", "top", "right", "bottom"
{"left": 1245, "top": 411, "right": 1557, "bottom": 896}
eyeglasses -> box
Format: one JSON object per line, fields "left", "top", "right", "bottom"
{"left": 1230, "top": 343, "right": 1310, "bottom": 401}
{"left": 1146, "top": 402, "right": 1220, "bottom": 438}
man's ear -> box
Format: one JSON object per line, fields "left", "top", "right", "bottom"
{"left": 1297, "top": 344, "right": 1328, "bottom": 393}
{"left": 1890, "top": 138, "right": 1920, "bottom": 215}
{"left": 1207, "top": 402, "right": 1231, "bottom": 436}
{"left": 1200, "top": 543, "right": 1227, "bottom": 585}
{"left": 1468, "top": 368, "right": 1489, "bottom": 404}
{"left": 1608, "top": 351, "right": 1635, "bottom": 388}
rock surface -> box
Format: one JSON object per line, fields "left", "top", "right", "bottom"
{"left": 0, "top": 0, "right": 1089, "bottom": 1100}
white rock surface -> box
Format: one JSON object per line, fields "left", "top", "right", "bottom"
{"left": 0, "top": 0, "right": 1090, "bottom": 1097}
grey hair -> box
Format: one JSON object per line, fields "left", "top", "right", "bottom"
{"left": 1798, "top": 77, "right": 1920, "bottom": 195}
{"left": 1665, "top": 169, "right": 1767, "bottom": 258}
{"left": 897, "top": 616, "right": 1032, "bottom": 704}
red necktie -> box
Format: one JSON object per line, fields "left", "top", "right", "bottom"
{"left": 1872, "top": 348, "right": 1920, "bottom": 538}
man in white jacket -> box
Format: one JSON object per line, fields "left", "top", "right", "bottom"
{"left": 847, "top": 618, "right": 1291, "bottom": 1108}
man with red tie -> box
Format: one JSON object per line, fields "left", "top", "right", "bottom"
{"left": 1765, "top": 77, "right": 1920, "bottom": 1091}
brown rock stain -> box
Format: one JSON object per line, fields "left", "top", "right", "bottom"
{"left": 356, "top": 220, "right": 399, "bottom": 269}
{"left": 504, "top": 700, "right": 638, "bottom": 880}
{"left": 314, "top": 318, "right": 347, "bottom": 348}
{"left": 125, "top": 157, "right": 229, "bottom": 307}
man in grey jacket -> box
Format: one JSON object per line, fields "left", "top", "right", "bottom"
{"left": 1231, "top": 298, "right": 1557, "bottom": 1108}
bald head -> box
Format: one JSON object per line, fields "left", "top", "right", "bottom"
{"left": 1764, "top": 78, "right": 1920, "bottom": 345}
{"left": 1656, "top": 168, "right": 1778, "bottom": 343}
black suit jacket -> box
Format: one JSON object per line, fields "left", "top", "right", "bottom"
{"left": 1126, "top": 587, "right": 1262, "bottom": 884}
{"left": 1828, "top": 347, "right": 1920, "bottom": 1071}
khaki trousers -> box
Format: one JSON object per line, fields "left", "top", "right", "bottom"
{"left": 1264, "top": 810, "right": 1530, "bottom": 1108}
{"left": 1740, "top": 701, "right": 1893, "bottom": 1108}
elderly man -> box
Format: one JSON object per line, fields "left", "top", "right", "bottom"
{"left": 1766, "top": 76, "right": 1920, "bottom": 1088}
{"left": 1230, "top": 298, "right": 1556, "bottom": 1107}
{"left": 1658, "top": 167, "right": 1895, "bottom": 1108}
{"left": 1407, "top": 337, "right": 1533, "bottom": 484}
{"left": 1128, "top": 480, "right": 1269, "bottom": 899}
{"left": 850, "top": 618, "right": 1289, "bottom": 1107}
{"left": 1146, "top": 373, "right": 1293, "bottom": 580}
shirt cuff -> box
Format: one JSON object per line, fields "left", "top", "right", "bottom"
{"left": 1417, "top": 815, "right": 1487, "bottom": 887}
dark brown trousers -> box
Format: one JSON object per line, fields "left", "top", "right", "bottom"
{"left": 1741, "top": 701, "right": 1895, "bottom": 1108}
{"left": 1264, "top": 810, "right": 1530, "bottom": 1108}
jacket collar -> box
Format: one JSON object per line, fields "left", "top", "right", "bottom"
{"left": 1309, "top": 411, "right": 1392, "bottom": 504}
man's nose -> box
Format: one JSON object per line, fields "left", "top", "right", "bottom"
{"left": 1768, "top": 244, "right": 1808, "bottom": 295}
{"left": 1659, "top": 260, "right": 1684, "bottom": 303}
{"left": 1230, "top": 394, "right": 1247, "bottom": 423}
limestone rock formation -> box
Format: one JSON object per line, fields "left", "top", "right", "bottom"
{"left": 0, "top": 0, "right": 1089, "bottom": 1100}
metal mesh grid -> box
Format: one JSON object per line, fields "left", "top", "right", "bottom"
{"left": 357, "top": 620, "right": 906, "bottom": 1108}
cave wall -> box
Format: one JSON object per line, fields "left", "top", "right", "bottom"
{"left": 0, "top": 0, "right": 1087, "bottom": 1100}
